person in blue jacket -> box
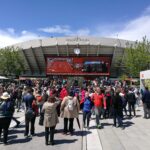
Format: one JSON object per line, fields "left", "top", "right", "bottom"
{"left": 83, "top": 92, "right": 94, "bottom": 130}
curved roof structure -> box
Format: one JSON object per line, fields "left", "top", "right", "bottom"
{"left": 13, "top": 36, "right": 134, "bottom": 77}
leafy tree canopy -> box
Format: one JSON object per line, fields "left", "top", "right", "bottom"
{"left": 0, "top": 47, "right": 25, "bottom": 77}
{"left": 123, "top": 37, "right": 150, "bottom": 77}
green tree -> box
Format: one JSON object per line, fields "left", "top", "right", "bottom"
{"left": 0, "top": 47, "right": 25, "bottom": 77}
{"left": 123, "top": 37, "right": 150, "bottom": 77}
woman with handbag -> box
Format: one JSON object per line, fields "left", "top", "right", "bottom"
{"left": 42, "top": 95, "right": 60, "bottom": 145}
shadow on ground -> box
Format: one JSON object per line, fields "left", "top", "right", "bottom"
{"left": 54, "top": 139, "right": 78, "bottom": 145}
{"left": 7, "top": 137, "right": 32, "bottom": 145}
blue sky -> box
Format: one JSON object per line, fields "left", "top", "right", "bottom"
{"left": 0, "top": 0, "right": 150, "bottom": 47}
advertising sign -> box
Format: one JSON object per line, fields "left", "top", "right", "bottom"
{"left": 46, "top": 57, "right": 111, "bottom": 76}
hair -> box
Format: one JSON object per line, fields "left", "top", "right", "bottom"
{"left": 69, "top": 91, "right": 75, "bottom": 97}
{"left": 115, "top": 88, "right": 121, "bottom": 94}
{"left": 145, "top": 87, "right": 149, "bottom": 90}
{"left": 27, "top": 87, "right": 33, "bottom": 93}
{"left": 48, "top": 95, "right": 56, "bottom": 103}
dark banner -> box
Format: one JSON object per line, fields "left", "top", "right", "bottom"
{"left": 46, "top": 57, "right": 111, "bottom": 75}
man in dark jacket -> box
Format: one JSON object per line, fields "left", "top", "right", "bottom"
{"left": 142, "top": 87, "right": 150, "bottom": 118}
{"left": 112, "top": 89, "right": 123, "bottom": 128}
{"left": 126, "top": 88, "right": 136, "bottom": 117}
{"left": 23, "top": 88, "right": 36, "bottom": 137}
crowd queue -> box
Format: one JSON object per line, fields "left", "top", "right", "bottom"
{"left": 0, "top": 78, "right": 150, "bottom": 145}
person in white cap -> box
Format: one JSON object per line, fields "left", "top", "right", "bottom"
{"left": 0, "top": 92, "right": 14, "bottom": 144}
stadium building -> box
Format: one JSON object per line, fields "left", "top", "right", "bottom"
{"left": 13, "top": 36, "right": 134, "bottom": 78}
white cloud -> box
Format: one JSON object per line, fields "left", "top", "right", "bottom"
{"left": 7, "top": 28, "right": 15, "bottom": 34}
{"left": 39, "top": 25, "right": 90, "bottom": 36}
{"left": 0, "top": 29, "right": 44, "bottom": 48}
{"left": 39, "top": 25, "right": 71, "bottom": 34}
{"left": 143, "top": 5, "right": 150, "bottom": 14}
{"left": 39, "top": 7, "right": 150, "bottom": 41}
{"left": 109, "top": 15, "right": 150, "bottom": 41}
{"left": 69, "top": 28, "right": 90, "bottom": 36}
{"left": 93, "top": 5, "right": 150, "bottom": 41}
{"left": 1, "top": 6, "right": 150, "bottom": 48}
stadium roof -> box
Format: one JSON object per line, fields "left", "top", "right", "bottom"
{"left": 12, "top": 36, "right": 134, "bottom": 77}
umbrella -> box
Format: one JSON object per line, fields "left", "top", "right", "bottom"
{"left": 76, "top": 117, "right": 81, "bottom": 129}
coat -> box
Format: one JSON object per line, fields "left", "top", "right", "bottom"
{"left": 60, "top": 88, "right": 68, "bottom": 100}
{"left": 60, "top": 96, "right": 80, "bottom": 118}
{"left": 42, "top": 101, "right": 59, "bottom": 127}
{"left": 0, "top": 99, "right": 14, "bottom": 118}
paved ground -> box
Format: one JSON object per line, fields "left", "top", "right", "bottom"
{"left": 1, "top": 106, "right": 150, "bottom": 150}
{"left": 1, "top": 110, "right": 83, "bottom": 150}
{"left": 83, "top": 106, "right": 150, "bottom": 150}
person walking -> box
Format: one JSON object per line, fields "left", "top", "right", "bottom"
{"left": 112, "top": 89, "right": 123, "bottom": 128}
{"left": 23, "top": 88, "right": 36, "bottom": 137}
{"left": 82, "top": 92, "right": 94, "bottom": 130}
{"left": 126, "top": 88, "right": 137, "bottom": 117}
{"left": 92, "top": 87, "right": 106, "bottom": 128}
{"left": 142, "top": 87, "right": 150, "bottom": 119}
{"left": 42, "top": 96, "right": 60, "bottom": 145}
{"left": 0, "top": 92, "right": 14, "bottom": 144}
{"left": 60, "top": 91, "right": 80, "bottom": 135}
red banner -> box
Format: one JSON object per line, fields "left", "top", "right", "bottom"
{"left": 46, "top": 57, "right": 111, "bottom": 76}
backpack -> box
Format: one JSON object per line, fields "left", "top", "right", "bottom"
{"left": 67, "top": 98, "right": 74, "bottom": 111}
{"left": 36, "top": 95, "right": 42, "bottom": 103}
{"left": 128, "top": 93, "right": 136, "bottom": 103}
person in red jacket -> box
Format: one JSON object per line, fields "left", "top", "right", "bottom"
{"left": 59, "top": 85, "right": 68, "bottom": 101}
{"left": 92, "top": 87, "right": 106, "bottom": 128}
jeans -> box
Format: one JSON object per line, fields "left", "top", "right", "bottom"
{"left": 38, "top": 104, "right": 43, "bottom": 114}
{"left": 0, "top": 117, "right": 11, "bottom": 143}
{"left": 25, "top": 115, "right": 36, "bottom": 136}
{"left": 64, "top": 118, "right": 74, "bottom": 133}
{"left": 143, "top": 103, "right": 150, "bottom": 118}
{"left": 113, "top": 109, "right": 123, "bottom": 126}
{"left": 83, "top": 111, "right": 91, "bottom": 127}
{"left": 122, "top": 104, "right": 128, "bottom": 116}
{"left": 16, "top": 98, "right": 22, "bottom": 111}
{"left": 94, "top": 107, "right": 102, "bottom": 126}
{"left": 104, "top": 105, "right": 111, "bottom": 118}
{"left": 45, "top": 126, "right": 55, "bottom": 143}
{"left": 128, "top": 102, "right": 136, "bottom": 116}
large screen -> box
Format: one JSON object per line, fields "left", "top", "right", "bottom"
{"left": 46, "top": 57, "right": 111, "bottom": 75}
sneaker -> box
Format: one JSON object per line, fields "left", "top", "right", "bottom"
{"left": 24, "top": 134, "right": 29, "bottom": 138}
{"left": 97, "top": 125, "right": 101, "bottom": 129}
{"left": 15, "top": 121, "right": 20, "bottom": 128}
{"left": 112, "top": 124, "right": 116, "bottom": 127}
{"left": 62, "top": 132, "right": 67, "bottom": 135}
{"left": 87, "top": 126, "right": 90, "bottom": 130}
{"left": 45, "top": 141, "right": 49, "bottom": 145}
{"left": 69, "top": 132, "right": 73, "bottom": 136}
{"left": 31, "top": 134, "right": 36, "bottom": 137}
{"left": 4, "top": 141, "right": 8, "bottom": 145}
{"left": 49, "top": 141, "right": 54, "bottom": 145}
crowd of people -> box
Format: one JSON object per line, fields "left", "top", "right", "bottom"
{"left": 0, "top": 78, "right": 150, "bottom": 146}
